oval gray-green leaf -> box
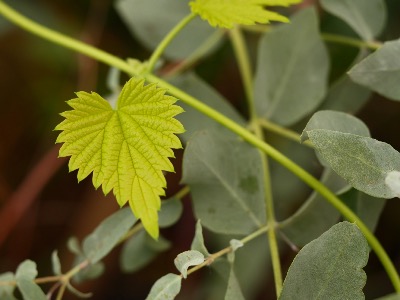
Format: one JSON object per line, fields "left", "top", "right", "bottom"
{"left": 182, "top": 129, "right": 266, "bottom": 235}
{"left": 319, "top": 73, "right": 371, "bottom": 114}
{"left": 349, "top": 39, "right": 400, "bottom": 101}
{"left": 279, "top": 168, "right": 348, "bottom": 247}
{"left": 146, "top": 273, "right": 182, "bottom": 300}
{"left": 279, "top": 222, "right": 368, "bottom": 300}
{"left": 225, "top": 267, "right": 245, "bottom": 300}
{"left": 341, "top": 189, "right": 386, "bottom": 233}
{"left": 15, "top": 261, "right": 46, "bottom": 300}
{"left": 191, "top": 220, "right": 210, "bottom": 257}
{"left": 320, "top": 0, "right": 386, "bottom": 41}
{"left": 158, "top": 198, "right": 183, "bottom": 228}
{"left": 51, "top": 250, "right": 62, "bottom": 275}
{"left": 120, "top": 231, "right": 171, "bottom": 273}
{"left": 83, "top": 207, "right": 137, "bottom": 264}
{"left": 254, "top": 7, "right": 329, "bottom": 126}
{"left": 174, "top": 250, "right": 204, "bottom": 279}
{"left": 0, "top": 272, "right": 16, "bottom": 300}
{"left": 308, "top": 129, "right": 400, "bottom": 198}
{"left": 115, "top": 0, "right": 220, "bottom": 60}
{"left": 301, "top": 110, "right": 370, "bottom": 142}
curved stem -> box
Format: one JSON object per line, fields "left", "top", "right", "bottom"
{"left": 241, "top": 24, "right": 382, "bottom": 50}
{"left": 164, "top": 29, "right": 225, "bottom": 78}
{"left": 0, "top": 2, "right": 398, "bottom": 292}
{"left": 230, "top": 26, "right": 283, "bottom": 295}
{"left": 321, "top": 33, "right": 382, "bottom": 50}
{"left": 147, "top": 13, "right": 197, "bottom": 72}
{"left": 257, "top": 118, "right": 313, "bottom": 148}
{"left": 0, "top": 1, "right": 134, "bottom": 76}
{"left": 229, "top": 26, "right": 256, "bottom": 119}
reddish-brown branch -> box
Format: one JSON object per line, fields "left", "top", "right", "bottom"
{"left": 0, "top": 145, "right": 66, "bottom": 247}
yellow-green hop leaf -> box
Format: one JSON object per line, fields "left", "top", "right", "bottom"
{"left": 189, "top": 0, "right": 302, "bottom": 29}
{"left": 55, "top": 78, "right": 184, "bottom": 239}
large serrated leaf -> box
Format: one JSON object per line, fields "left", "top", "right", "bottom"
{"left": 55, "top": 77, "right": 184, "bottom": 238}
{"left": 254, "top": 8, "right": 329, "bottom": 126}
{"left": 190, "top": 0, "right": 301, "bottom": 28}
{"left": 82, "top": 207, "right": 137, "bottom": 264}
{"left": 15, "top": 260, "right": 46, "bottom": 300}
{"left": 307, "top": 130, "right": 400, "bottom": 198}
{"left": 145, "top": 274, "right": 182, "bottom": 300}
{"left": 348, "top": 39, "right": 400, "bottom": 101}
{"left": 115, "top": 0, "right": 220, "bottom": 60}
{"left": 279, "top": 222, "right": 368, "bottom": 300}
{"left": 320, "top": 0, "right": 386, "bottom": 41}
{"left": 182, "top": 129, "right": 266, "bottom": 235}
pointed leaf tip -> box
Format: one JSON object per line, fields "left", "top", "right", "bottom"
{"left": 55, "top": 77, "right": 184, "bottom": 237}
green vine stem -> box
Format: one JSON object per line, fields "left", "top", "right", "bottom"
{"left": 1, "top": 2, "right": 399, "bottom": 292}
{"left": 257, "top": 118, "right": 313, "bottom": 148}
{"left": 230, "top": 26, "right": 283, "bottom": 296}
{"left": 146, "top": 12, "right": 197, "bottom": 73}
{"left": 186, "top": 224, "right": 270, "bottom": 277}
{"left": 164, "top": 29, "right": 225, "bottom": 78}
{"left": 321, "top": 33, "right": 382, "bottom": 50}
{"left": 241, "top": 24, "right": 383, "bottom": 50}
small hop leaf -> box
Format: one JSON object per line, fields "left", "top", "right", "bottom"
{"left": 55, "top": 77, "right": 184, "bottom": 239}
{"left": 190, "top": 0, "right": 301, "bottom": 29}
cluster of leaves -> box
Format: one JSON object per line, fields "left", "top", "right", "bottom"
{"left": 1, "top": 0, "right": 400, "bottom": 299}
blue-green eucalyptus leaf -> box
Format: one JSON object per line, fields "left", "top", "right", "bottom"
{"left": 146, "top": 274, "right": 182, "bottom": 300}
{"left": 279, "top": 222, "right": 368, "bottom": 300}
{"left": 301, "top": 110, "right": 370, "bottom": 142}
{"left": 320, "top": 0, "right": 386, "bottom": 41}
{"left": 0, "top": 272, "right": 16, "bottom": 300}
{"left": 158, "top": 197, "right": 183, "bottom": 228}
{"left": 254, "top": 7, "right": 329, "bottom": 126}
{"left": 279, "top": 168, "right": 348, "bottom": 247}
{"left": 182, "top": 129, "right": 266, "bottom": 235}
{"left": 82, "top": 207, "right": 137, "bottom": 264}
{"left": 307, "top": 130, "right": 400, "bottom": 198}
{"left": 120, "top": 231, "right": 171, "bottom": 273}
{"left": 15, "top": 260, "right": 46, "bottom": 300}
{"left": 349, "top": 39, "right": 400, "bottom": 101}
{"left": 191, "top": 220, "right": 210, "bottom": 256}
{"left": 174, "top": 250, "right": 204, "bottom": 279}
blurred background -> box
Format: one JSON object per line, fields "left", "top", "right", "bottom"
{"left": 0, "top": 0, "right": 400, "bottom": 299}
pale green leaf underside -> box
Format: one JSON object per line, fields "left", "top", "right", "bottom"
{"left": 56, "top": 78, "right": 184, "bottom": 238}
{"left": 190, "top": 0, "right": 301, "bottom": 29}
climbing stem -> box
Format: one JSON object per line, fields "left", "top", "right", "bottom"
{"left": 257, "top": 118, "right": 313, "bottom": 148}
{"left": 321, "top": 33, "right": 382, "bottom": 50}
{"left": 0, "top": 1, "right": 399, "bottom": 292}
{"left": 231, "top": 25, "right": 283, "bottom": 296}
{"left": 229, "top": 26, "right": 256, "bottom": 119}
{"left": 147, "top": 12, "right": 197, "bottom": 72}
